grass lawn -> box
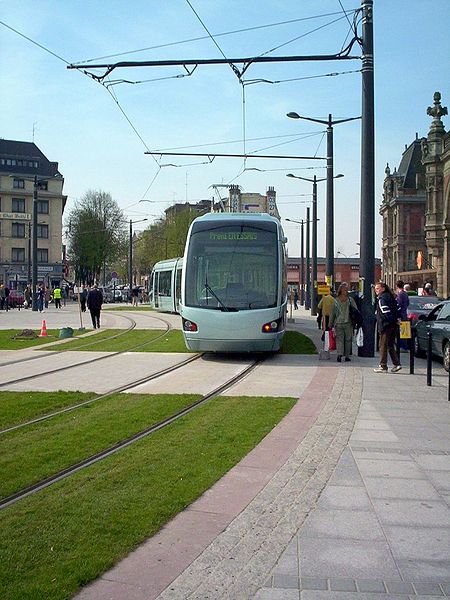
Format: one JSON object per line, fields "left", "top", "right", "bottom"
{"left": 0, "top": 391, "right": 97, "bottom": 430}
{"left": 43, "top": 328, "right": 189, "bottom": 352}
{"left": 0, "top": 393, "right": 202, "bottom": 499}
{"left": 0, "top": 394, "right": 295, "bottom": 600}
{"left": 0, "top": 329, "right": 86, "bottom": 350}
{"left": 280, "top": 330, "right": 317, "bottom": 354}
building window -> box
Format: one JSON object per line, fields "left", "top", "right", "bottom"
{"left": 13, "top": 179, "right": 25, "bottom": 189}
{"left": 37, "top": 200, "right": 49, "bottom": 214}
{"left": 12, "top": 222, "right": 26, "bottom": 238}
{"left": 12, "top": 198, "right": 25, "bottom": 212}
{"left": 37, "top": 224, "right": 49, "bottom": 239}
{"left": 37, "top": 249, "right": 48, "bottom": 263}
{"left": 37, "top": 180, "right": 48, "bottom": 191}
{"left": 12, "top": 248, "right": 25, "bottom": 263}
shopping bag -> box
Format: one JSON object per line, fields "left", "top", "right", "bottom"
{"left": 356, "top": 327, "right": 364, "bottom": 347}
{"left": 399, "top": 320, "right": 411, "bottom": 339}
{"left": 328, "top": 329, "right": 336, "bottom": 351}
{"left": 323, "top": 330, "right": 330, "bottom": 351}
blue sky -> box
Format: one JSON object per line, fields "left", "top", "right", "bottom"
{"left": 1, "top": 0, "right": 449, "bottom": 258}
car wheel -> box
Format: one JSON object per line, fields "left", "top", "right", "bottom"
{"left": 443, "top": 341, "right": 450, "bottom": 373}
{"left": 414, "top": 334, "right": 426, "bottom": 358}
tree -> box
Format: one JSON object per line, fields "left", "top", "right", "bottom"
{"left": 66, "top": 190, "right": 127, "bottom": 284}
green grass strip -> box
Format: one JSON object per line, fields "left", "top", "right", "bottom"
{"left": 0, "top": 393, "right": 201, "bottom": 499}
{"left": 0, "top": 391, "right": 97, "bottom": 430}
{"left": 0, "top": 329, "right": 85, "bottom": 350}
{"left": 280, "top": 330, "right": 317, "bottom": 354}
{"left": 43, "top": 329, "right": 190, "bottom": 353}
{"left": 0, "top": 394, "right": 295, "bottom": 600}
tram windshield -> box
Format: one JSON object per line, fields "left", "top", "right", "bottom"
{"left": 185, "top": 219, "right": 279, "bottom": 310}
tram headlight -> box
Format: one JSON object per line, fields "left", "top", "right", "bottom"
{"left": 262, "top": 319, "right": 281, "bottom": 333}
{"left": 182, "top": 318, "right": 198, "bottom": 332}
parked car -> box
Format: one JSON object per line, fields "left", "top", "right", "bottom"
{"left": 103, "top": 288, "right": 124, "bottom": 303}
{"left": 8, "top": 290, "right": 24, "bottom": 308}
{"left": 407, "top": 295, "right": 442, "bottom": 328}
{"left": 414, "top": 300, "right": 450, "bottom": 371}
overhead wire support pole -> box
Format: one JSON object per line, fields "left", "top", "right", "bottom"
{"left": 358, "top": 0, "right": 375, "bottom": 358}
{"left": 67, "top": 50, "right": 361, "bottom": 81}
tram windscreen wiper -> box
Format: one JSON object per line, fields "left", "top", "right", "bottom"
{"left": 204, "top": 282, "right": 231, "bottom": 311}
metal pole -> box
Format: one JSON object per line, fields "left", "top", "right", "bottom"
{"left": 358, "top": 0, "right": 375, "bottom": 357}
{"left": 426, "top": 329, "right": 432, "bottom": 386}
{"left": 27, "top": 221, "right": 32, "bottom": 284}
{"left": 305, "top": 207, "right": 311, "bottom": 310}
{"left": 32, "top": 175, "right": 38, "bottom": 311}
{"left": 129, "top": 219, "right": 133, "bottom": 301}
{"left": 326, "top": 115, "right": 334, "bottom": 290}
{"left": 300, "top": 220, "right": 304, "bottom": 306}
{"left": 311, "top": 176, "right": 318, "bottom": 316}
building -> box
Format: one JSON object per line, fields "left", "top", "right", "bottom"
{"left": 164, "top": 199, "right": 212, "bottom": 222}
{"left": 223, "top": 185, "right": 280, "bottom": 219}
{"left": 380, "top": 92, "right": 449, "bottom": 297}
{"left": 0, "top": 140, "right": 67, "bottom": 289}
{"left": 287, "top": 256, "right": 382, "bottom": 292}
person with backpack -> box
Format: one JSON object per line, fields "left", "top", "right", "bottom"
{"left": 374, "top": 282, "right": 402, "bottom": 373}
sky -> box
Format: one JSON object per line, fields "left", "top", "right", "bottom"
{"left": 1, "top": 0, "right": 449, "bottom": 259}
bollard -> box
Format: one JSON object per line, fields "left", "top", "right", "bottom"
{"left": 409, "top": 328, "right": 415, "bottom": 375}
{"left": 426, "top": 329, "right": 432, "bottom": 386}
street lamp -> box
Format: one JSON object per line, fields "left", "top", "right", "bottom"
{"left": 287, "top": 112, "right": 359, "bottom": 289}
{"left": 129, "top": 218, "right": 148, "bottom": 298}
{"left": 287, "top": 173, "right": 342, "bottom": 315}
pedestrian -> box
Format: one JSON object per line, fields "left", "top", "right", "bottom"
{"left": 0, "top": 284, "right": 5, "bottom": 310}
{"left": 329, "top": 282, "right": 358, "bottom": 363}
{"left": 318, "top": 290, "right": 335, "bottom": 331}
{"left": 80, "top": 286, "right": 87, "bottom": 312}
{"left": 24, "top": 285, "right": 31, "bottom": 309}
{"left": 61, "top": 285, "right": 67, "bottom": 307}
{"left": 404, "top": 283, "right": 418, "bottom": 296}
{"left": 422, "top": 282, "right": 437, "bottom": 296}
{"left": 396, "top": 280, "right": 409, "bottom": 351}
{"left": 131, "top": 285, "right": 139, "bottom": 306}
{"left": 44, "top": 286, "right": 50, "bottom": 309}
{"left": 87, "top": 284, "right": 103, "bottom": 329}
{"left": 374, "top": 281, "right": 402, "bottom": 373}
{"left": 53, "top": 284, "right": 62, "bottom": 309}
{"left": 293, "top": 290, "right": 299, "bottom": 310}
{"left": 37, "top": 285, "right": 45, "bottom": 312}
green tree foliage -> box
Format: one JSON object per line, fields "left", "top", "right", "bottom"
{"left": 66, "top": 191, "right": 127, "bottom": 284}
{"left": 133, "top": 207, "right": 198, "bottom": 274}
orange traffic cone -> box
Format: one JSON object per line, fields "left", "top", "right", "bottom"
{"left": 39, "top": 319, "right": 47, "bottom": 337}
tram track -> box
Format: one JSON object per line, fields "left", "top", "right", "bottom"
{"left": 0, "top": 356, "right": 264, "bottom": 510}
{"left": 0, "top": 312, "right": 174, "bottom": 389}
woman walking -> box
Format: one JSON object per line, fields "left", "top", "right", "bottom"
{"left": 330, "top": 282, "right": 358, "bottom": 362}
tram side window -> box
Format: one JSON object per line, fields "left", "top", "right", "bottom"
{"left": 157, "top": 270, "right": 172, "bottom": 296}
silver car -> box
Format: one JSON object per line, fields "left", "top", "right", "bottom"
{"left": 414, "top": 300, "right": 450, "bottom": 371}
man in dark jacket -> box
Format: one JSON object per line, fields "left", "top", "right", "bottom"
{"left": 87, "top": 284, "right": 103, "bottom": 329}
{"left": 374, "top": 282, "right": 401, "bottom": 373}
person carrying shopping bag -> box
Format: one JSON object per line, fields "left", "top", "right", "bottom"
{"left": 329, "top": 282, "right": 358, "bottom": 363}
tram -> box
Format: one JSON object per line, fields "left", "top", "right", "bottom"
{"left": 180, "top": 213, "right": 287, "bottom": 352}
{"left": 149, "top": 257, "right": 183, "bottom": 313}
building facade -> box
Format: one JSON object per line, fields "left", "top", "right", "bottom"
{"left": 380, "top": 92, "right": 449, "bottom": 297}
{"left": 0, "top": 140, "right": 67, "bottom": 289}
{"left": 224, "top": 185, "right": 280, "bottom": 219}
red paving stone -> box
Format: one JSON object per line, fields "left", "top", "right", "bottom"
{"left": 76, "top": 363, "right": 338, "bottom": 600}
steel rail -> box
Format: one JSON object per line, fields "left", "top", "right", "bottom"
{"left": 0, "top": 315, "right": 173, "bottom": 389}
{"left": 0, "top": 356, "right": 263, "bottom": 510}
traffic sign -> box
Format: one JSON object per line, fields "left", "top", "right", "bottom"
{"left": 111, "top": 271, "right": 118, "bottom": 279}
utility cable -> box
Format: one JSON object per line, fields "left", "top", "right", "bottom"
{"left": 72, "top": 10, "right": 355, "bottom": 65}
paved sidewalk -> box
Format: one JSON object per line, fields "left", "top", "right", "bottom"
{"left": 74, "top": 309, "right": 450, "bottom": 599}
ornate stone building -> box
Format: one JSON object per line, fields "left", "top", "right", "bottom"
{"left": 380, "top": 92, "right": 449, "bottom": 298}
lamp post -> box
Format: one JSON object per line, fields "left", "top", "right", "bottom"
{"left": 129, "top": 218, "right": 148, "bottom": 299}
{"left": 286, "top": 218, "right": 306, "bottom": 306}
{"left": 287, "top": 112, "right": 359, "bottom": 290}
